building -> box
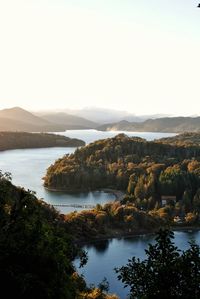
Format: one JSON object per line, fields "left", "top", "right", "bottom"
{"left": 173, "top": 216, "right": 184, "bottom": 224}
{"left": 161, "top": 195, "right": 176, "bottom": 207}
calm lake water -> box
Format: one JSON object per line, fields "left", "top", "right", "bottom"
{"left": 75, "top": 230, "right": 200, "bottom": 298}
{"left": 53, "top": 129, "right": 177, "bottom": 145}
{"left": 0, "top": 129, "right": 184, "bottom": 298}
{"left": 0, "top": 130, "right": 176, "bottom": 213}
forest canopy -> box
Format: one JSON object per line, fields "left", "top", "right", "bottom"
{"left": 44, "top": 133, "right": 199, "bottom": 190}
{"left": 44, "top": 133, "right": 200, "bottom": 218}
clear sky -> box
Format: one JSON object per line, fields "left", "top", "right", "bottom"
{"left": 0, "top": 0, "right": 200, "bottom": 115}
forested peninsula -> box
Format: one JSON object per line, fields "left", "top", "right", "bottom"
{"left": 0, "top": 132, "right": 85, "bottom": 151}
{"left": 44, "top": 132, "right": 200, "bottom": 240}
{"left": 44, "top": 132, "right": 200, "bottom": 194}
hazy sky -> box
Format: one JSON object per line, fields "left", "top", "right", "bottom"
{"left": 0, "top": 0, "right": 200, "bottom": 115}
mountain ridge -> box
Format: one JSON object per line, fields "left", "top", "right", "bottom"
{"left": 0, "top": 106, "right": 200, "bottom": 133}
{"left": 97, "top": 117, "right": 200, "bottom": 133}
{"left": 0, "top": 107, "right": 97, "bottom": 131}
{"left": 41, "top": 112, "right": 98, "bottom": 128}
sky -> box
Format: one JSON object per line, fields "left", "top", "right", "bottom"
{"left": 0, "top": 0, "right": 200, "bottom": 116}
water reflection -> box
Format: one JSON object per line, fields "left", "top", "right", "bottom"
{"left": 0, "top": 147, "right": 115, "bottom": 213}
{"left": 85, "top": 240, "right": 110, "bottom": 254}
{"left": 75, "top": 231, "right": 200, "bottom": 298}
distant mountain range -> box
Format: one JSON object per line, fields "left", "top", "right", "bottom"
{"left": 35, "top": 107, "right": 145, "bottom": 123}
{"left": 0, "top": 107, "right": 98, "bottom": 132}
{"left": 0, "top": 106, "right": 199, "bottom": 133}
{"left": 97, "top": 117, "right": 200, "bottom": 133}
{"left": 63, "top": 107, "right": 145, "bottom": 123}
{"left": 41, "top": 112, "right": 98, "bottom": 129}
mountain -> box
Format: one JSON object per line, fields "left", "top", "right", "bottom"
{"left": 63, "top": 107, "right": 144, "bottom": 123}
{"left": 97, "top": 117, "right": 200, "bottom": 133}
{"left": 2, "top": 107, "right": 199, "bottom": 133}
{"left": 0, "top": 107, "right": 66, "bottom": 132}
{"left": 0, "top": 106, "right": 50, "bottom": 126}
{"left": 41, "top": 112, "right": 98, "bottom": 129}
{"left": 35, "top": 107, "right": 170, "bottom": 124}
{"left": 0, "top": 107, "right": 94, "bottom": 131}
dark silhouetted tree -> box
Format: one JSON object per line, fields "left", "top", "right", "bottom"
{"left": 116, "top": 229, "right": 200, "bottom": 299}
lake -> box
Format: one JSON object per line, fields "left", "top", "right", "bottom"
{"left": 0, "top": 130, "right": 176, "bottom": 213}
{"left": 53, "top": 129, "right": 177, "bottom": 145}
{"left": 0, "top": 146, "right": 116, "bottom": 213}
{"left": 0, "top": 129, "right": 180, "bottom": 297}
{"left": 75, "top": 230, "right": 200, "bottom": 298}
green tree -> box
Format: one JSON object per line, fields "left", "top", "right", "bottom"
{"left": 0, "top": 177, "right": 85, "bottom": 299}
{"left": 193, "top": 188, "right": 200, "bottom": 212}
{"left": 182, "top": 189, "right": 192, "bottom": 213}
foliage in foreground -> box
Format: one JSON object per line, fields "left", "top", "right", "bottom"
{"left": 116, "top": 229, "right": 200, "bottom": 299}
{"left": 0, "top": 172, "right": 118, "bottom": 299}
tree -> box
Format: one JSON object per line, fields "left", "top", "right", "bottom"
{"left": 134, "top": 176, "right": 146, "bottom": 200}
{"left": 182, "top": 189, "right": 192, "bottom": 213}
{"left": 127, "top": 174, "right": 136, "bottom": 194}
{"left": 193, "top": 188, "right": 200, "bottom": 212}
{"left": 0, "top": 177, "right": 87, "bottom": 299}
{"left": 116, "top": 229, "right": 200, "bottom": 299}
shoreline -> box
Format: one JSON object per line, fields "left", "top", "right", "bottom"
{"left": 99, "top": 188, "right": 125, "bottom": 201}
{"left": 173, "top": 226, "right": 200, "bottom": 232}
{"left": 44, "top": 187, "right": 200, "bottom": 244}
{"left": 44, "top": 186, "right": 125, "bottom": 201}
{"left": 0, "top": 145, "right": 79, "bottom": 152}
{"left": 76, "top": 229, "right": 155, "bottom": 246}
{"left": 75, "top": 225, "right": 200, "bottom": 245}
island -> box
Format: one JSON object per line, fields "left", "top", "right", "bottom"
{"left": 0, "top": 132, "right": 85, "bottom": 151}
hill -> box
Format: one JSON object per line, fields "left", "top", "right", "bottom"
{"left": 97, "top": 117, "right": 200, "bottom": 133}
{"left": 65, "top": 107, "right": 144, "bottom": 123}
{"left": 157, "top": 132, "right": 200, "bottom": 147}
{"left": 0, "top": 107, "right": 98, "bottom": 131}
{"left": 44, "top": 133, "right": 200, "bottom": 195}
{"left": 39, "top": 107, "right": 168, "bottom": 123}
{"left": 0, "top": 106, "right": 50, "bottom": 126}
{"left": 0, "top": 132, "right": 85, "bottom": 151}
{"left": 0, "top": 107, "right": 67, "bottom": 132}
{"left": 41, "top": 112, "right": 98, "bottom": 129}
